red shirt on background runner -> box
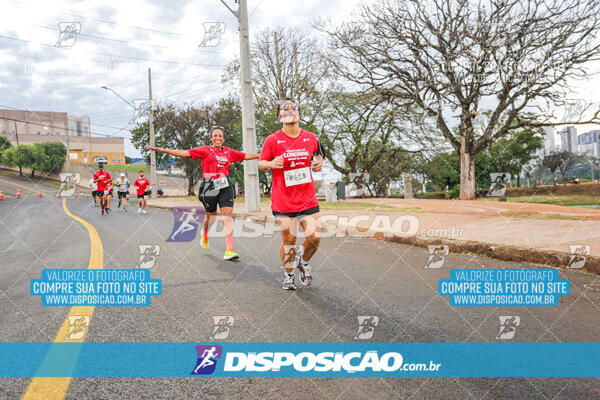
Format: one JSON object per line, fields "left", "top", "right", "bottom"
{"left": 93, "top": 170, "right": 112, "bottom": 192}
{"left": 189, "top": 146, "right": 246, "bottom": 179}
{"left": 260, "top": 129, "right": 319, "bottom": 213}
{"left": 134, "top": 177, "right": 150, "bottom": 196}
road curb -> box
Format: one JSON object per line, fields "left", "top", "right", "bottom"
{"left": 368, "top": 231, "right": 600, "bottom": 275}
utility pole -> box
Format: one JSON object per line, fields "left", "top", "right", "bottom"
{"left": 66, "top": 124, "right": 71, "bottom": 173}
{"left": 238, "top": 0, "right": 260, "bottom": 211}
{"left": 591, "top": 159, "right": 595, "bottom": 181}
{"left": 148, "top": 67, "right": 157, "bottom": 200}
{"left": 14, "top": 121, "right": 21, "bottom": 176}
{"left": 219, "top": 0, "right": 260, "bottom": 211}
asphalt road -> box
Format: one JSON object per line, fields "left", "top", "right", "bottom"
{"left": 1, "top": 176, "right": 600, "bottom": 399}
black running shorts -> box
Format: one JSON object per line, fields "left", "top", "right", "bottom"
{"left": 272, "top": 206, "right": 320, "bottom": 219}
{"left": 198, "top": 180, "right": 235, "bottom": 213}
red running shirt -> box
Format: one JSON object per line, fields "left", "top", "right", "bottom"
{"left": 93, "top": 170, "right": 112, "bottom": 191}
{"left": 189, "top": 145, "right": 246, "bottom": 179}
{"left": 134, "top": 177, "right": 149, "bottom": 196}
{"left": 260, "top": 129, "right": 319, "bottom": 213}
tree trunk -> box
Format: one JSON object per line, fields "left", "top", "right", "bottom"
{"left": 459, "top": 139, "right": 476, "bottom": 200}
{"left": 19, "top": 166, "right": 22, "bottom": 176}
{"left": 516, "top": 175, "right": 520, "bottom": 187}
{"left": 30, "top": 169, "right": 35, "bottom": 178}
{"left": 187, "top": 173, "right": 195, "bottom": 196}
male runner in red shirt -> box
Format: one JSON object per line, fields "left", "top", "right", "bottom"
{"left": 93, "top": 162, "right": 112, "bottom": 216}
{"left": 134, "top": 170, "right": 150, "bottom": 214}
{"left": 148, "top": 127, "right": 259, "bottom": 260}
{"left": 259, "top": 98, "right": 323, "bottom": 290}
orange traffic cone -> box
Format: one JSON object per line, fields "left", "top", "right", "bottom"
{"left": 57, "top": 192, "right": 61, "bottom": 198}
{"left": 16, "top": 189, "right": 21, "bottom": 199}
{"left": 74, "top": 193, "right": 78, "bottom": 198}
{"left": 85, "top": 193, "right": 89, "bottom": 199}
{"left": 38, "top": 190, "right": 43, "bottom": 198}
{"left": 0, "top": 191, "right": 4, "bottom": 200}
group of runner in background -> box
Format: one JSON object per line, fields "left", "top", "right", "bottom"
{"left": 89, "top": 167, "right": 150, "bottom": 216}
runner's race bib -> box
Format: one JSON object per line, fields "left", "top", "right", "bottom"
{"left": 104, "top": 190, "right": 109, "bottom": 195}
{"left": 213, "top": 176, "right": 229, "bottom": 190}
{"left": 284, "top": 167, "right": 312, "bottom": 187}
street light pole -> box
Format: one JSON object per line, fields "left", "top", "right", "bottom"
{"left": 221, "top": 0, "right": 260, "bottom": 212}
{"left": 148, "top": 68, "right": 157, "bottom": 200}
{"left": 101, "top": 82, "right": 157, "bottom": 198}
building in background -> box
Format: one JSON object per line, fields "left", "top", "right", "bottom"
{"left": 560, "top": 126, "right": 578, "bottom": 153}
{"left": 541, "top": 126, "right": 556, "bottom": 156}
{"left": 0, "top": 108, "right": 124, "bottom": 164}
{"left": 577, "top": 130, "right": 600, "bottom": 157}
{"left": 68, "top": 114, "right": 90, "bottom": 137}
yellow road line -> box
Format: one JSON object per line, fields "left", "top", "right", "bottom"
{"left": 22, "top": 198, "right": 103, "bottom": 400}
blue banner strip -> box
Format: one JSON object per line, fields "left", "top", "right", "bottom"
{"left": 2, "top": 342, "right": 600, "bottom": 377}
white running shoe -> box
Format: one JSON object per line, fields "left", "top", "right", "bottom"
{"left": 297, "top": 261, "right": 312, "bottom": 287}
{"left": 142, "top": 209, "right": 147, "bottom": 214}
{"left": 137, "top": 208, "right": 141, "bottom": 213}
{"left": 282, "top": 273, "right": 296, "bottom": 290}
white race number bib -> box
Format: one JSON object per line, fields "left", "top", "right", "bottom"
{"left": 284, "top": 167, "right": 312, "bottom": 187}
{"left": 213, "top": 176, "right": 229, "bottom": 190}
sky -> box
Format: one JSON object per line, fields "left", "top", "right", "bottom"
{"left": 0, "top": 0, "right": 365, "bottom": 158}
{"left": 1, "top": 0, "right": 599, "bottom": 160}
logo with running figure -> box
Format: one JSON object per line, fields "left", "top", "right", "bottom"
{"left": 167, "top": 207, "right": 205, "bottom": 242}
{"left": 138, "top": 245, "right": 160, "bottom": 268}
{"left": 567, "top": 244, "right": 590, "bottom": 269}
{"left": 64, "top": 315, "right": 89, "bottom": 340}
{"left": 496, "top": 316, "right": 520, "bottom": 340}
{"left": 199, "top": 22, "right": 226, "bottom": 47}
{"left": 210, "top": 316, "right": 234, "bottom": 340}
{"left": 354, "top": 316, "right": 379, "bottom": 340}
{"left": 55, "top": 22, "right": 81, "bottom": 47}
{"left": 191, "top": 345, "right": 222, "bottom": 375}
{"left": 488, "top": 173, "right": 510, "bottom": 197}
{"left": 425, "top": 245, "right": 449, "bottom": 269}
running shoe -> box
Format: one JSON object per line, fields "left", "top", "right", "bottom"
{"left": 106, "top": 208, "right": 111, "bottom": 214}
{"left": 223, "top": 250, "right": 239, "bottom": 261}
{"left": 297, "top": 261, "right": 312, "bottom": 287}
{"left": 200, "top": 230, "right": 209, "bottom": 249}
{"left": 282, "top": 273, "right": 296, "bottom": 290}
{"left": 137, "top": 208, "right": 141, "bottom": 213}
{"left": 101, "top": 210, "right": 104, "bottom": 216}
{"left": 142, "top": 209, "right": 147, "bottom": 214}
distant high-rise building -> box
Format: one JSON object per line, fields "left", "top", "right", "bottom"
{"left": 541, "top": 126, "right": 556, "bottom": 156}
{"left": 578, "top": 130, "right": 600, "bottom": 157}
{"left": 560, "top": 126, "right": 578, "bottom": 153}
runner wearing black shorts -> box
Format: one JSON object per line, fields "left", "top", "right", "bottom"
{"left": 148, "top": 127, "right": 259, "bottom": 260}
{"left": 258, "top": 98, "right": 324, "bottom": 290}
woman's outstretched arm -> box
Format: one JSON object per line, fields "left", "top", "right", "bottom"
{"left": 147, "top": 147, "right": 191, "bottom": 158}
{"left": 244, "top": 153, "right": 259, "bottom": 160}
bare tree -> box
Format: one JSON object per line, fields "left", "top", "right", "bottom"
{"left": 322, "top": 0, "right": 600, "bottom": 199}
{"left": 317, "top": 91, "right": 435, "bottom": 196}
{"left": 223, "top": 27, "right": 336, "bottom": 128}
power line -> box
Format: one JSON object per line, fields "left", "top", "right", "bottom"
{"left": 31, "top": 24, "right": 224, "bottom": 53}
{"left": 0, "top": 34, "right": 228, "bottom": 67}
{"left": 9, "top": 0, "right": 188, "bottom": 38}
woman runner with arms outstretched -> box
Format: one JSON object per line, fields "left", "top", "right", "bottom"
{"left": 148, "top": 126, "right": 259, "bottom": 260}
{"left": 258, "top": 98, "right": 323, "bottom": 290}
